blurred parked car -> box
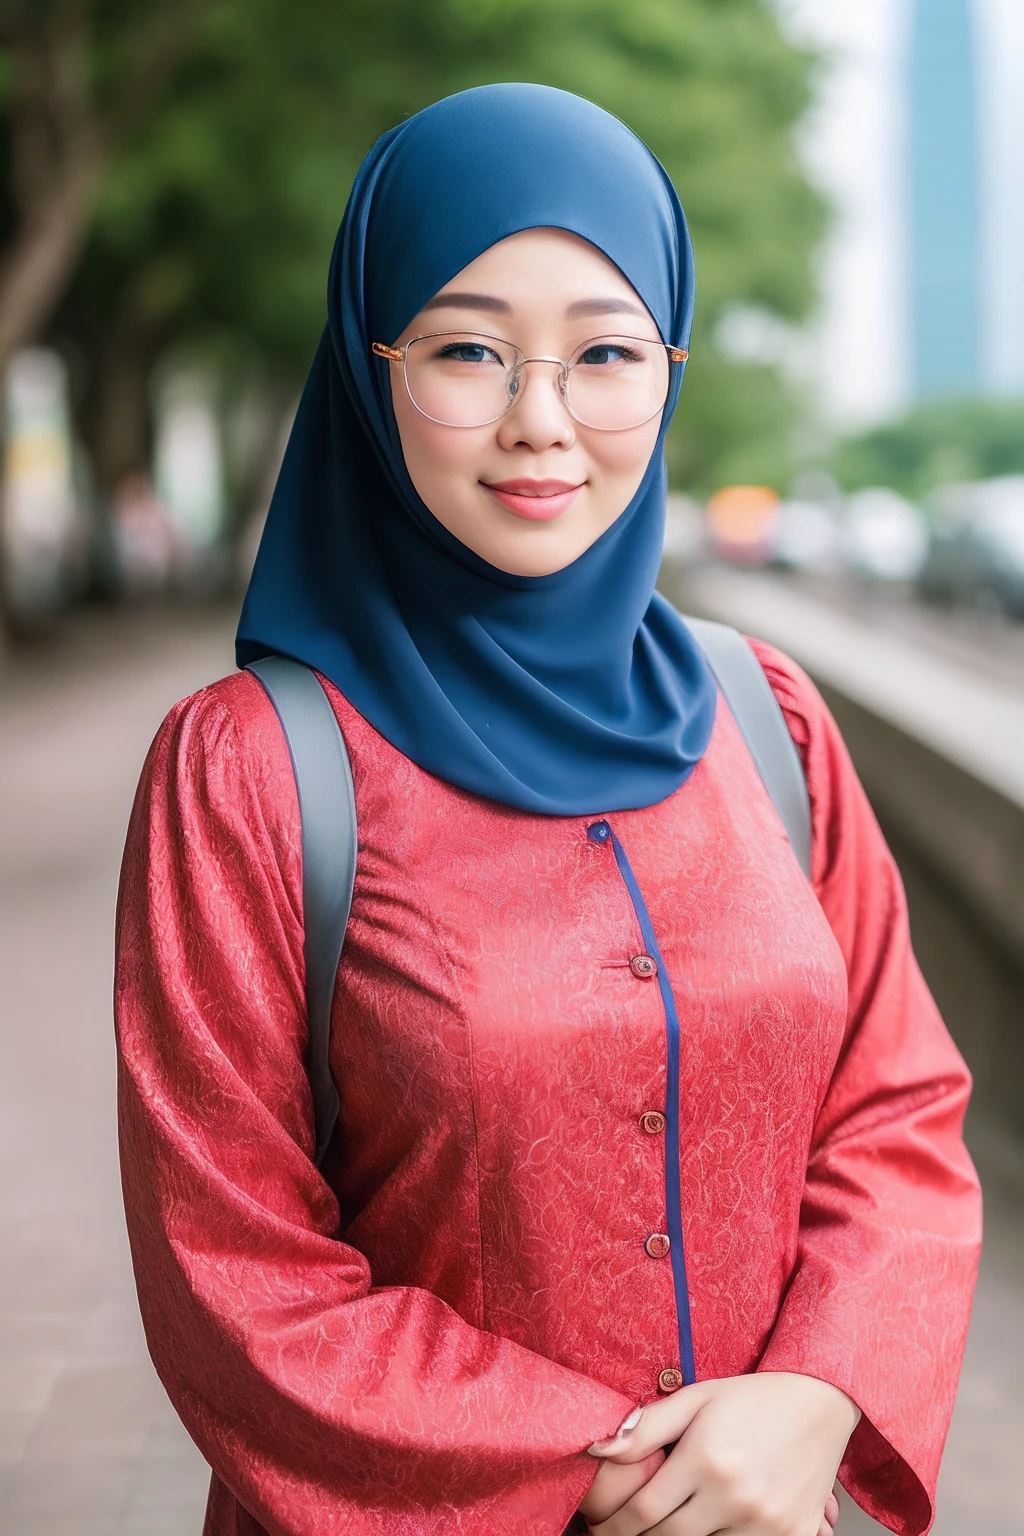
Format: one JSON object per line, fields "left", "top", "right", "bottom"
{"left": 663, "top": 493, "right": 707, "bottom": 562}
{"left": 919, "top": 476, "right": 1024, "bottom": 617}
{"left": 705, "top": 484, "right": 780, "bottom": 565}
{"left": 841, "top": 487, "right": 930, "bottom": 582}
{"left": 772, "top": 498, "right": 842, "bottom": 573}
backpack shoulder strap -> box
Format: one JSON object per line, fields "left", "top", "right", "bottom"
{"left": 682, "top": 615, "right": 812, "bottom": 880}
{"left": 245, "top": 656, "right": 357, "bottom": 1164}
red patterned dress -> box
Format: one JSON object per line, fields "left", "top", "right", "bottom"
{"left": 114, "top": 641, "right": 981, "bottom": 1536}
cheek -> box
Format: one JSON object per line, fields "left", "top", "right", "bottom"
{"left": 585, "top": 421, "right": 662, "bottom": 486}
{"left": 393, "top": 390, "right": 488, "bottom": 495}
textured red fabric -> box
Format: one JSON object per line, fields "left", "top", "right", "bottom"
{"left": 114, "top": 641, "right": 981, "bottom": 1536}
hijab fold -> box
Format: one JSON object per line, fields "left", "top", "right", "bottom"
{"left": 237, "top": 83, "right": 717, "bottom": 815}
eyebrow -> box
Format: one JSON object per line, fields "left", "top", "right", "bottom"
{"left": 564, "top": 297, "right": 649, "bottom": 320}
{"left": 420, "top": 292, "right": 512, "bottom": 314}
{"left": 420, "top": 291, "right": 649, "bottom": 321}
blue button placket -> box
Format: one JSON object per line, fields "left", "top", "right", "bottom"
{"left": 588, "top": 819, "right": 697, "bottom": 1386}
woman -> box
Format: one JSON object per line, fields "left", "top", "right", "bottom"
{"left": 115, "top": 84, "right": 981, "bottom": 1536}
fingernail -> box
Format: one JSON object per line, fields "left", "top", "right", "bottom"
{"left": 587, "top": 1407, "right": 644, "bottom": 1454}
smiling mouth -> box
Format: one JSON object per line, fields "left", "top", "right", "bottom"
{"left": 482, "top": 479, "right": 585, "bottom": 521}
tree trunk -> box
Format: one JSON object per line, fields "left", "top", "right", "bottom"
{"left": 0, "top": 0, "right": 212, "bottom": 389}
{"left": 0, "top": 152, "right": 103, "bottom": 385}
{"left": 0, "top": 18, "right": 104, "bottom": 385}
{"left": 89, "top": 319, "right": 163, "bottom": 493}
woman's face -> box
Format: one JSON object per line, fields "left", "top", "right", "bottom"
{"left": 389, "top": 228, "right": 667, "bottom": 577}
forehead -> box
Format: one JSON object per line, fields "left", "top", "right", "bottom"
{"left": 442, "top": 229, "right": 636, "bottom": 288}
{"left": 413, "top": 229, "right": 656, "bottom": 330}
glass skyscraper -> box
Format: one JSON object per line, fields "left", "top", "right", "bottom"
{"left": 910, "top": 0, "right": 980, "bottom": 396}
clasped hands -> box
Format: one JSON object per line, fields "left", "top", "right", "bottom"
{"left": 579, "top": 1370, "right": 860, "bottom": 1535}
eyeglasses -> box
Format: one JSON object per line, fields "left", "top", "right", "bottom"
{"left": 371, "top": 331, "right": 688, "bottom": 432}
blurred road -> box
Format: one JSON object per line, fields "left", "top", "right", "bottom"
{"left": 0, "top": 604, "right": 1022, "bottom": 1534}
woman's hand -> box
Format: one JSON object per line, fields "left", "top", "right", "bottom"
{"left": 579, "top": 1371, "right": 859, "bottom": 1535}
{"left": 578, "top": 1445, "right": 668, "bottom": 1526}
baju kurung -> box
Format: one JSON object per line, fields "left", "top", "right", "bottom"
{"left": 115, "top": 639, "right": 981, "bottom": 1536}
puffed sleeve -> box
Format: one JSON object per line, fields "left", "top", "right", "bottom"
{"left": 748, "top": 640, "right": 982, "bottom": 1536}
{"left": 114, "top": 673, "right": 631, "bottom": 1536}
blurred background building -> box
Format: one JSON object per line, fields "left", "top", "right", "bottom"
{"left": 910, "top": 0, "right": 980, "bottom": 398}
{"left": 783, "top": 0, "right": 1024, "bottom": 421}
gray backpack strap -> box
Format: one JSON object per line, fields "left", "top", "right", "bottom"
{"left": 245, "top": 656, "right": 357, "bottom": 1165}
{"left": 683, "top": 615, "right": 812, "bottom": 880}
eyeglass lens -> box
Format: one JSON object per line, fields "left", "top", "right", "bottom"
{"left": 403, "top": 333, "right": 671, "bottom": 430}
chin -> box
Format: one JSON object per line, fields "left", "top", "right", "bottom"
{"left": 487, "top": 537, "right": 587, "bottom": 578}
{"left": 438, "top": 498, "right": 597, "bottom": 576}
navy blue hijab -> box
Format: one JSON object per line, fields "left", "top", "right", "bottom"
{"left": 237, "top": 83, "right": 716, "bottom": 815}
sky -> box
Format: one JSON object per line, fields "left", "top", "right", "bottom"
{"left": 774, "top": 0, "right": 1024, "bottom": 428}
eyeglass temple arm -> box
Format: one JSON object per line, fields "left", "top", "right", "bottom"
{"left": 668, "top": 347, "right": 688, "bottom": 363}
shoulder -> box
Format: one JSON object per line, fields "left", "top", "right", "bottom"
{"left": 154, "top": 667, "right": 284, "bottom": 750}
{"left": 743, "top": 636, "right": 826, "bottom": 774}
{"left": 742, "top": 634, "right": 868, "bottom": 891}
{"left": 137, "top": 669, "right": 299, "bottom": 848}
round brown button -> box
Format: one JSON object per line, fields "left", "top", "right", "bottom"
{"left": 658, "top": 1367, "right": 685, "bottom": 1393}
{"left": 644, "top": 1232, "right": 671, "bottom": 1259}
{"left": 640, "top": 1111, "right": 666, "bottom": 1135}
{"left": 629, "top": 954, "right": 657, "bottom": 979}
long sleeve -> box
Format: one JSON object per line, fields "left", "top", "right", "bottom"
{"left": 114, "top": 678, "right": 631, "bottom": 1536}
{"left": 750, "top": 641, "right": 982, "bottom": 1536}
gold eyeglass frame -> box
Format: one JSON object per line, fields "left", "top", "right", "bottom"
{"left": 371, "top": 332, "right": 689, "bottom": 432}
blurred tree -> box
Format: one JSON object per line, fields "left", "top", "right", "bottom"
{"left": 833, "top": 397, "right": 1024, "bottom": 504}
{"left": 0, "top": 0, "right": 214, "bottom": 382}
{"left": 4, "top": 0, "right": 824, "bottom": 504}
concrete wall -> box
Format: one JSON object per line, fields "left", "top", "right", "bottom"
{"left": 818, "top": 685, "right": 1024, "bottom": 1140}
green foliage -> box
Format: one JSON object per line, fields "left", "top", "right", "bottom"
{"left": 669, "top": 343, "right": 806, "bottom": 494}
{"left": 833, "top": 397, "right": 1024, "bottom": 505}
{"left": 44, "top": 0, "right": 825, "bottom": 493}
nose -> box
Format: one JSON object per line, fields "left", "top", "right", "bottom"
{"left": 495, "top": 358, "right": 576, "bottom": 453}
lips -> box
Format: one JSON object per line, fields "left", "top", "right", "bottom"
{"left": 483, "top": 478, "right": 585, "bottom": 521}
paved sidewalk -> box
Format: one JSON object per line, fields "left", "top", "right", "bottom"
{"left": 0, "top": 608, "right": 231, "bottom": 1536}
{"left": 0, "top": 604, "right": 1020, "bottom": 1534}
